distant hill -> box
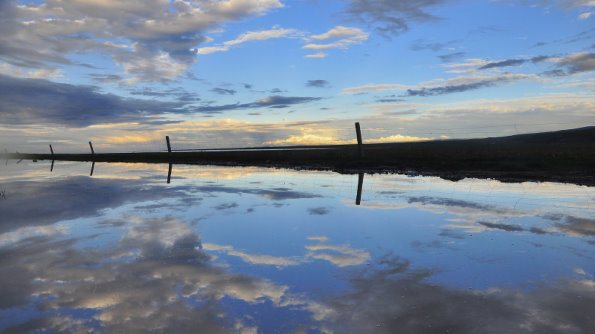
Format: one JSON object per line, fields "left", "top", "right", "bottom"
{"left": 480, "top": 126, "right": 595, "bottom": 145}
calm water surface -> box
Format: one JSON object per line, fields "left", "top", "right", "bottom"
{"left": 1, "top": 161, "right": 594, "bottom": 333}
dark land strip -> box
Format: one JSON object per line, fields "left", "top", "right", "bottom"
{"left": 4, "top": 127, "right": 594, "bottom": 186}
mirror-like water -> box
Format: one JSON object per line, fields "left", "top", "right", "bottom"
{"left": 1, "top": 161, "right": 594, "bottom": 333}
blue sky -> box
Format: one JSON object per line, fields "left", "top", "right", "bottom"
{"left": 0, "top": 0, "right": 593, "bottom": 152}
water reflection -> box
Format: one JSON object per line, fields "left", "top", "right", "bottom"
{"left": 0, "top": 161, "right": 593, "bottom": 333}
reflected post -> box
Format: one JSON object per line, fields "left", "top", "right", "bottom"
{"left": 167, "top": 163, "right": 172, "bottom": 184}
{"left": 356, "top": 172, "right": 364, "bottom": 205}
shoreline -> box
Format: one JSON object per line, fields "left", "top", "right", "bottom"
{"left": 3, "top": 126, "right": 594, "bottom": 186}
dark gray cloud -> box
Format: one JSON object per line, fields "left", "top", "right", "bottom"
{"left": 343, "top": 0, "right": 452, "bottom": 37}
{"left": 194, "top": 96, "right": 322, "bottom": 113}
{"left": 439, "top": 229, "right": 467, "bottom": 239}
{"left": 0, "top": 74, "right": 201, "bottom": 126}
{"left": 556, "top": 216, "right": 595, "bottom": 237}
{"left": 258, "top": 188, "right": 322, "bottom": 201}
{"left": 543, "top": 69, "right": 567, "bottom": 77}
{"left": 90, "top": 73, "right": 126, "bottom": 84}
{"left": 306, "top": 80, "right": 330, "bottom": 88}
{"left": 556, "top": 52, "right": 595, "bottom": 74}
{"left": 479, "top": 221, "right": 524, "bottom": 232}
{"left": 408, "top": 196, "right": 500, "bottom": 211}
{"left": 308, "top": 207, "right": 330, "bottom": 215}
{"left": 480, "top": 58, "right": 527, "bottom": 70}
{"left": 438, "top": 51, "right": 466, "bottom": 62}
{"left": 211, "top": 87, "right": 237, "bottom": 95}
{"left": 375, "top": 98, "right": 405, "bottom": 103}
{"left": 410, "top": 39, "right": 459, "bottom": 52}
{"left": 530, "top": 55, "right": 550, "bottom": 63}
{"left": 128, "top": 87, "right": 201, "bottom": 103}
{"left": 404, "top": 74, "right": 529, "bottom": 96}
{"left": 541, "top": 52, "right": 595, "bottom": 77}
{"left": 529, "top": 227, "right": 550, "bottom": 234}
{"left": 479, "top": 56, "right": 550, "bottom": 70}
{"left": 213, "top": 202, "right": 239, "bottom": 210}
{"left": 531, "top": 41, "right": 547, "bottom": 48}
{"left": 181, "top": 185, "right": 321, "bottom": 201}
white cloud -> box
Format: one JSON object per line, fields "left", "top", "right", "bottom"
{"left": 196, "top": 27, "right": 301, "bottom": 55}
{"left": 578, "top": 11, "right": 592, "bottom": 19}
{"left": 0, "top": 63, "right": 63, "bottom": 79}
{"left": 310, "top": 26, "right": 367, "bottom": 40}
{"left": 263, "top": 134, "right": 351, "bottom": 145}
{"left": 304, "top": 52, "right": 327, "bottom": 58}
{"left": 305, "top": 243, "right": 370, "bottom": 267}
{"left": 204, "top": 243, "right": 301, "bottom": 267}
{"left": 302, "top": 26, "right": 368, "bottom": 53}
{"left": 365, "top": 134, "right": 432, "bottom": 143}
{"left": 195, "top": 46, "right": 230, "bottom": 55}
{"left": 116, "top": 52, "right": 189, "bottom": 84}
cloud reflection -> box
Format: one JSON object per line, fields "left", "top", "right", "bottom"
{"left": 0, "top": 177, "right": 192, "bottom": 235}
{"left": 314, "top": 255, "right": 595, "bottom": 333}
{"left": 0, "top": 216, "right": 291, "bottom": 332}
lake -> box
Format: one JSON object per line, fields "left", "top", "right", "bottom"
{"left": 1, "top": 161, "right": 593, "bottom": 333}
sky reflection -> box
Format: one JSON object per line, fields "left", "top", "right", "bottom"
{"left": 0, "top": 161, "right": 593, "bottom": 333}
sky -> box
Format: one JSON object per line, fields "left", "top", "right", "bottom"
{"left": 0, "top": 0, "right": 593, "bottom": 153}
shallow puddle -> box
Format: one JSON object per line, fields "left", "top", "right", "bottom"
{"left": 1, "top": 161, "right": 593, "bottom": 333}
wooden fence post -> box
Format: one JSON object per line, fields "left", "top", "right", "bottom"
{"left": 89, "top": 141, "right": 95, "bottom": 155}
{"left": 49, "top": 144, "right": 54, "bottom": 156}
{"left": 166, "top": 136, "right": 171, "bottom": 153}
{"left": 355, "top": 122, "right": 364, "bottom": 158}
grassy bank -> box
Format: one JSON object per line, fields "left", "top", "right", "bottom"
{"left": 4, "top": 126, "right": 595, "bottom": 185}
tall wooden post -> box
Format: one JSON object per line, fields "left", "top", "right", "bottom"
{"left": 355, "top": 122, "right": 364, "bottom": 158}
{"left": 89, "top": 141, "right": 95, "bottom": 155}
{"left": 166, "top": 136, "right": 171, "bottom": 153}
{"left": 90, "top": 161, "right": 95, "bottom": 176}
{"left": 167, "top": 163, "right": 172, "bottom": 184}
{"left": 49, "top": 144, "right": 54, "bottom": 156}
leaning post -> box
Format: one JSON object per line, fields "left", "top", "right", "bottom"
{"left": 355, "top": 122, "right": 364, "bottom": 158}
{"left": 49, "top": 144, "right": 54, "bottom": 156}
{"left": 166, "top": 136, "right": 172, "bottom": 154}
{"left": 89, "top": 141, "right": 95, "bottom": 155}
